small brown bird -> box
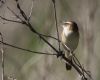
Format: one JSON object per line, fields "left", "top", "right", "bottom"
{"left": 61, "top": 21, "right": 79, "bottom": 70}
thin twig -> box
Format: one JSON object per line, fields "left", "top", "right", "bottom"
{"left": 0, "top": 15, "right": 61, "bottom": 41}
{"left": 7, "top": 6, "right": 23, "bottom": 21}
{"left": 15, "top": 0, "right": 28, "bottom": 20}
{"left": 52, "top": 0, "right": 61, "bottom": 51}
{"left": 0, "top": 32, "right": 4, "bottom": 80}
{"left": 0, "top": 40, "right": 57, "bottom": 55}
{"left": 39, "top": 33, "right": 61, "bottom": 42}
{"left": 25, "top": 22, "right": 59, "bottom": 53}
{"left": 0, "top": 15, "right": 22, "bottom": 23}
{"left": 72, "top": 52, "right": 92, "bottom": 79}
{"left": 15, "top": 2, "right": 60, "bottom": 54}
{"left": 28, "top": 0, "right": 34, "bottom": 21}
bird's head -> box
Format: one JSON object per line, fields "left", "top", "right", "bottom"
{"left": 62, "top": 21, "right": 78, "bottom": 32}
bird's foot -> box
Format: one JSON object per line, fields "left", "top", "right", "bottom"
{"left": 57, "top": 51, "right": 64, "bottom": 58}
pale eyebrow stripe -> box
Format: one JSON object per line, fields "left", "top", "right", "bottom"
{"left": 64, "top": 22, "right": 72, "bottom": 25}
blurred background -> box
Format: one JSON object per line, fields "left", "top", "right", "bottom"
{"left": 0, "top": 0, "right": 100, "bottom": 80}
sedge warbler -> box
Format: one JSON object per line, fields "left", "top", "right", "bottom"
{"left": 61, "top": 21, "right": 79, "bottom": 70}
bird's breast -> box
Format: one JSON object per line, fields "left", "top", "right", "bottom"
{"left": 61, "top": 30, "right": 79, "bottom": 52}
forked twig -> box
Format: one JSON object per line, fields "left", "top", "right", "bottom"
{"left": 7, "top": 6, "right": 23, "bottom": 21}
{"left": 7, "top": 1, "right": 60, "bottom": 41}
{"left": 15, "top": 0, "right": 28, "bottom": 21}
{"left": 0, "top": 15, "right": 61, "bottom": 41}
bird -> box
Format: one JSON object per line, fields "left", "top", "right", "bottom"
{"left": 61, "top": 21, "right": 79, "bottom": 70}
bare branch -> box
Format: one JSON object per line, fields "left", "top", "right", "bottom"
{"left": 0, "top": 15, "right": 23, "bottom": 23}
{"left": 0, "top": 40, "right": 56, "bottom": 55}
{"left": 0, "top": 16, "right": 60, "bottom": 42}
{"left": 15, "top": 0, "right": 28, "bottom": 20}
{"left": 52, "top": 0, "right": 61, "bottom": 51}
{"left": 28, "top": 0, "right": 34, "bottom": 21}
{"left": 7, "top": 6, "right": 23, "bottom": 21}
{"left": 39, "top": 33, "right": 61, "bottom": 42}
{"left": 72, "top": 53, "right": 92, "bottom": 80}
{"left": 0, "top": 32, "right": 5, "bottom": 80}
{"left": 25, "top": 22, "right": 59, "bottom": 53}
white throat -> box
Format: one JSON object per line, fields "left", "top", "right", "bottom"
{"left": 63, "top": 25, "right": 73, "bottom": 36}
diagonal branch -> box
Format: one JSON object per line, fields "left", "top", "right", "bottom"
{"left": 7, "top": 6, "right": 23, "bottom": 21}
{"left": 15, "top": 0, "right": 28, "bottom": 21}
{"left": 25, "top": 22, "right": 59, "bottom": 53}
{"left": 0, "top": 15, "right": 61, "bottom": 41}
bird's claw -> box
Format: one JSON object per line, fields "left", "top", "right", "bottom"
{"left": 57, "top": 51, "right": 64, "bottom": 58}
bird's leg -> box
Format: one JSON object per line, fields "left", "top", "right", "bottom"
{"left": 63, "top": 43, "right": 73, "bottom": 61}
{"left": 57, "top": 50, "right": 72, "bottom": 70}
{"left": 68, "top": 51, "right": 74, "bottom": 62}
